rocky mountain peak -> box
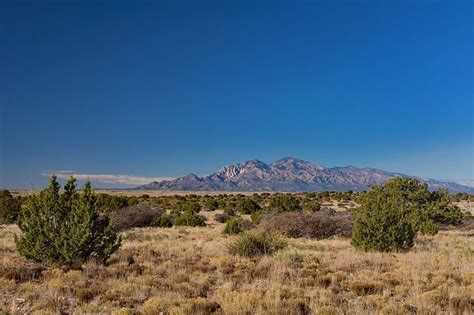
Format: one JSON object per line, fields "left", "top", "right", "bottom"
{"left": 136, "top": 157, "right": 473, "bottom": 193}
{"left": 271, "top": 157, "right": 325, "bottom": 171}
{"left": 217, "top": 159, "right": 271, "bottom": 179}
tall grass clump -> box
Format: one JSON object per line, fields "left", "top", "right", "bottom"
{"left": 227, "top": 229, "right": 288, "bottom": 257}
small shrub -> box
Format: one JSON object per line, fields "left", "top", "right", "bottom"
{"left": 223, "top": 218, "right": 243, "bottom": 235}
{"left": 97, "top": 194, "right": 139, "bottom": 213}
{"left": 204, "top": 198, "right": 219, "bottom": 211}
{"left": 268, "top": 194, "right": 301, "bottom": 212}
{"left": 174, "top": 201, "right": 202, "bottom": 214}
{"left": 174, "top": 210, "right": 206, "bottom": 227}
{"left": 259, "top": 211, "right": 353, "bottom": 239}
{"left": 111, "top": 203, "right": 164, "bottom": 231}
{"left": 227, "top": 229, "right": 288, "bottom": 257}
{"left": 222, "top": 217, "right": 252, "bottom": 235}
{"left": 152, "top": 214, "right": 173, "bottom": 228}
{"left": 303, "top": 201, "right": 321, "bottom": 212}
{"left": 236, "top": 198, "right": 261, "bottom": 214}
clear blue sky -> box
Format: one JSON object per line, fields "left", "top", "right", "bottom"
{"left": 1, "top": 0, "right": 473, "bottom": 189}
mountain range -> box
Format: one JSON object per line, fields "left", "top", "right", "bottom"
{"left": 137, "top": 157, "right": 474, "bottom": 193}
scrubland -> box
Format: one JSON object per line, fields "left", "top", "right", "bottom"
{"left": 1, "top": 207, "right": 472, "bottom": 314}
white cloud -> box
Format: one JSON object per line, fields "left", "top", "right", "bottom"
{"left": 41, "top": 171, "right": 174, "bottom": 185}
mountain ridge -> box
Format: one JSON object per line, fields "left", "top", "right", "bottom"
{"left": 137, "top": 157, "right": 474, "bottom": 193}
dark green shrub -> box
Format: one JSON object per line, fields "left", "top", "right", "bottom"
{"left": 236, "top": 198, "right": 261, "bottom": 214}
{"left": 15, "top": 176, "right": 120, "bottom": 266}
{"left": 204, "top": 198, "right": 219, "bottom": 211}
{"left": 152, "top": 214, "right": 173, "bottom": 228}
{"left": 174, "top": 201, "right": 202, "bottom": 214}
{"left": 303, "top": 201, "right": 321, "bottom": 212}
{"left": 268, "top": 194, "right": 301, "bottom": 212}
{"left": 222, "top": 217, "right": 252, "bottom": 235}
{"left": 352, "top": 178, "right": 464, "bottom": 251}
{"left": 97, "top": 194, "right": 139, "bottom": 213}
{"left": 351, "top": 179, "right": 419, "bottom": 252}
{"left": 428, "top": 189, "right": 463, "bottom": 225}
{"left": 0, "top": 190, "right": 21, "bottom": 224}
{"left": 383, "top": 179, "right": 463, "bottom": 231}
{"left": 227, "top": 230, "right": 288, "bottom": 257}
{"left": 217, "top": 199, "right": 227, "bottom": 209}
{"left": 174, "top": 210, "right": 206, "bottom": 227}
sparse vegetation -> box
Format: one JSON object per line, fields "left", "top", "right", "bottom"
{"left": 268, "top": 194, "right": 302, "bottom": 212}
{"left": 236, "top": 198, "right": 261, "bottom": 214}
{"left": 1, "top": 188, "right": 472, "bottom": 313}
{"left": 174, "top": 210, "right": 206, "bottom": 227}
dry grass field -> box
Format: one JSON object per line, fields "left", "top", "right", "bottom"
{"left": 1, "top": 207, "right": 473, "bottom": 315}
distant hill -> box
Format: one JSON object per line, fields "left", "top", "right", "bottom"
{"left": 137, "top": 157, "right": 474, "bottom": 193}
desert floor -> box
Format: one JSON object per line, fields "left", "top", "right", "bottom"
{"left": 1, "top": 207, "right": 473, "bottom": 315}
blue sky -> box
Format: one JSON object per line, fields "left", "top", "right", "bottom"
{"left": 1, "top": 0, "right": 473, "bottom": 189}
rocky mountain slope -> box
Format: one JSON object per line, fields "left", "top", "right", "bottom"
{"left": 137, "top": 157, "right": 473, "bottom": 193}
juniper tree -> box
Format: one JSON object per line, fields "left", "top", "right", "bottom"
{"left": 15, "top": 176, "right": 120, "bottom": 266}
{"left": 351, "top": 184, "right": 416, "bottom": 252}
{"left": 351, "top": 177, "right": 464, "bottom": 252}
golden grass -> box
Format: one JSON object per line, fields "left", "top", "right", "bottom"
{"left": 1, "top": 214, "right": 473, "bottom": 314}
